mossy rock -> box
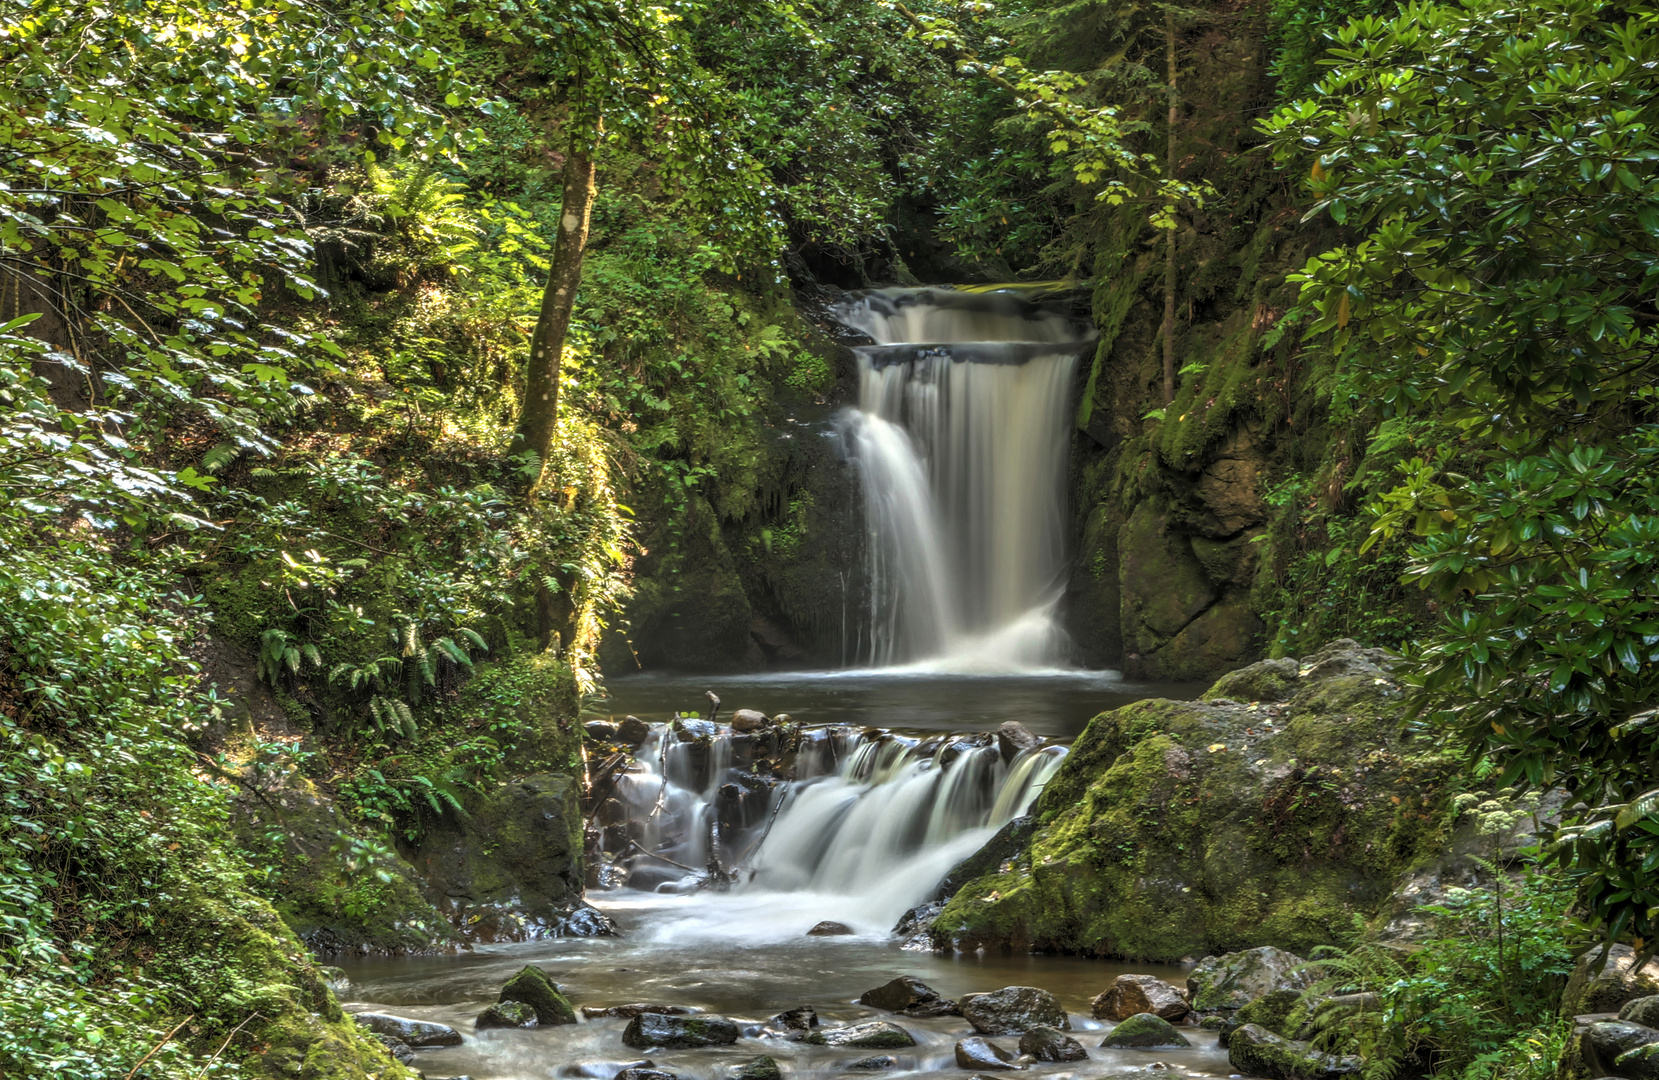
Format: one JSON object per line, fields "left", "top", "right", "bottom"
{"left": 500, "top": 965, "right": 576, "bottom": 1025}
{"left": 476, "top": 1000, "right": 538, "bottom": 1029}
{"left": 1624, "top": 996, "right": 1659, "bottom": 1028}
{"left": 1617, "top": 1040, "right": 1659, "bottom": 1080}
{"left": 1220, "top": 989, "right": 1305, "bottom": 1045}
{"left": 1100, "top": 1013, "right": 1191, "bottom": 1048}
{"left": 623, "top": 1012, "right": 741, "bottom": 1049}
{"left": 1203, "top": 657, "right": 1298, "bottom": 704}
{"left": 1227, "top": 1023, "right": 1362, "bottom": 1080}
{"left": 729, "top": 1057, "right": 783, "bottom": 1080}
{"left": 929, "top": 642, "right": 1455, "bottom": 959}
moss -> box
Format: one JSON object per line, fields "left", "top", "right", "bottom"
{"left": 1233, "top": 990, "right": 1304, "bottom": 1037}
{"left": 500, "top": 965, "right": 576, "bottom": 1025}
{"left": 1101, "top": 1013, "right": 1192, "bottom": 1048}
{"left": 730, "top": 1056, "right": 783, "bottom": 1080}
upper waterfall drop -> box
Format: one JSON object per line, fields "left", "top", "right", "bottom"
{"left": 833, "top": 287, "right": 1095, "bottom": 670}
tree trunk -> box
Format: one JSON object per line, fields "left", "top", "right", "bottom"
{"left": 1161, "top": 11, "right": 1179, "bottom": 406}
{"left": 515, "top": 147, "right": 597, "bottom": 486}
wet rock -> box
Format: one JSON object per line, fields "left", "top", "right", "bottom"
{"left": 807, "top": 920, "right": 855, "bottom": 936}
{"left": 585, "top": 720, "right": 620, "bottom": 741}
{"left": 1619, "top": 1041, "right": 1659, "bottom": 1080}
{"left": 320, "top": 965, "right": 351, "bottom": 994}
{"left": 936, "top": 817, "right": 1036, "bottom": 902}
{"left": 891, "top": 901, "right": 945, "bottom": 949}
{"left": 1624, "top": 997, "right": 1659, "bottom": 1028}
{"left": 771, "top": 1005, "right": 818, "bottom": 1031}
{"left": 728, "top": 1056, "right": 782, "bottom": 1080}
{"left": 353, "top": 1012, "right": 464, "bottom": 1047}
{"left": 476, "top": 1000, "right": 539, "bottom": 1029}
{"left": 618, "top": 716, "right": 651, "bottom": 745}
{"left": 1093, "top": 974, "right": 1191, "bottom": 1022}
{"left": 623, "top": 1012, "right": 740, "bottom": 1049}
{"left": 996, "top": 721, "right": 1040, "bottom": 763}
{"left": 1219, "top": 989, "right": 1306, "bottom": 1046}
{"left": 1198, "top": 1015, "right": 1228, "bottom": 1030}
{"left": 374, "top": 1034, "right": 418, "bottom": 1066}
{"left": 1226, "top": 1023, "right": 1362, "bottom": 1080}
{"left": 860, "top": 975, "right": 943, "bottom": 1012}
{"left": 903, "top": 998, "right": 963, "bottom": 1018}
{"left": 847, "top": 1055, "right": 899, "bottom": 1070}
{"left": 1019, "top": 1026, "right": 1087, "bottom": 1062}
{"left": 500, "top": 964, "right": 577, "bottom": 1025}
{"left": 731, "top": 709, "right": 770, "bottom": 732}
{"left": 804, "top": 1021, "right": 917, "bottom": 1049}
{"left": 581, "top": 1004, "right": 692, "bottom": 1020}
{"left": 961, "top": 986, "right": 1069, "bottom": 1035}
{"left": 1187, "top": 947, "right": 1314, "bottom": 1013}
{"left": 1564, "top": 945, "right": 1659, "bottom": 1016}
{"left": 956, "top": 1036, "right": 1022, "bottom": 1070}
{"left": 673, "top": 717, "right": 719, "bottom": 742}
{"left": 615, "top": 1069, "right": 678, "bottom": 1080}
{"left": 1584, "top": 1020, "right": 1659, "bottom": 1074}
{"left": 1100, "top": 1013, "right": 1191, "bottom": 1049}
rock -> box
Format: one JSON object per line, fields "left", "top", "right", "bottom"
{"left": 892, "top": 900, "right": 945, "bottom": 948}
{"left": 1583, "top": 1020, "right": 1659, "bottom": 1075}
{"left": 1188, "top": 947, "right": 1314, "bottom": 1013}
{"left": 996, "top": 721, "right": 1040, "bottom": 763}
{"left": 1564, "top": 945, "right": 1659, "bottom": 1016}
{"left": 1227, "top": 1023, "right": 1362, "bottom": 1080}
{"left": 771, "top": 1005, "right": 818, "bottom": 1030}
{"left": 1093, "top": 974, "right": 1190, "bottom": 1021}
{"left": 860, "top": 975, "right": 942, "bottom": 1012}
{"left": 374, "top": 1034, "right": 418, "bottom": 1065}
{"left": 728, "top": 1056, "right": 782, "bottom": 1080}
{"left": 1198, "top": 1015, "right": 1228, "bottom": 1030}
{"left": 585, "top": 720, "right": 620, "bottom": 741}
{"left": 804, "top": 1021, "right": 917, "bottom": 1049}
{"left": 1100, "top": 1013, "right": 1191, "bottom": 1049}
{"left": 1625, "top": 997, "right": 1659, "bottom": 1028}
{"left": 961, "top": 986, "right": 1069, "bottom": 1035}
{"left": 618, "top": 716, "right": 651, "bottom": 745}
{"left": 807, "top": 920, "right": 855, "bottom": 936}
{"left": 353, "top": 1012, "right": 464, "bottom": 1047}
{"left": 1202, "top": 658, "right": 1300, "bottom": 704}
{"left": 847, "top": 1055, "right": 899, "bottom": 1069}
{"left": 1219, "top": 989, "right": 1305, "bottom": 1047}
{"left": 320, "top": 965, "right": 351, "bottom": 994}
{"left": 616, "top": 1070, "right": 678, "bottom": 1080}
{"left": 581, "top": 1004, "right": 692, "bottom": 1019}
{"left": 1018, "top": 1026, "right": 1087, "bottom": 1062}
{"left": 955, "top": 1036, "right": 1022, "bottom": 1070}
{"left": 731, "top": 709, "right": 769, "bottom": 732}
{"left": 500, "top": 964, "right": 576, "bottom": 1025}
{"left": 1619, "top": 1041, "right": 1659, "bottom": 1080}
{"left": 902, "top": 998, "right": 962, "bottom": 1017}
{"left": 622, "top": 1012, "right": 740, "bottom": 1049}
{"left": 476, "top": 1000, "right": 538, "bottom": 1029}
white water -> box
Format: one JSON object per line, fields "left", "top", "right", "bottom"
{"left": 833, "top": 288, "right": 1093, "bottom": 669}
{"left": 602, "top": 722, "right": 1066, "bottom": 942}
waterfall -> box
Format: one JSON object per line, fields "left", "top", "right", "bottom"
{"left": 833, "top": 287, "right": 1094, "bottom": 669}
{"left": 598, "top": 721, "right": 1067, "bottom": 934}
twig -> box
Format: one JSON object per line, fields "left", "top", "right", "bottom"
{"left": 193, "top": 1012, "right": 264, "bottom": 1079}
{"left": 125, "top": 1014, "right": 194, "bottom": 1080}
{"left": 626, "top": 838, "right": 697, "bottom": 873}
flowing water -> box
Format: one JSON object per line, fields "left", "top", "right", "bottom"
{"left": 833, "top": 288, "right": 1095, "bottom": 669}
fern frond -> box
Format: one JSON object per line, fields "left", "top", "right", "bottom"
{"left": 301, "top": 643, "right": 322, "bottom": 668}
{"left": 458, "top": 627, "right": 488, "bottom": 652}
{"left": 435, "top": 636, "right": 472, "bottom": 666}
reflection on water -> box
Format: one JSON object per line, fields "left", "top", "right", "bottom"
{"left": 598, "top": 670, "right": 1204, "bottom": 743}
{"left": 336, "top": 894, "right": 1223, "bottom": 1080}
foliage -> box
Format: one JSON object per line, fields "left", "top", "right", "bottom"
{"left": 1263, "top": 0, "right": 1659, "bottom": 952}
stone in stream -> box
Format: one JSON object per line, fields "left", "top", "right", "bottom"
{"left": 859, "top": 975, "right": 943, "bottom": 1012}
{"left": 1099, "top": 1013, "right": 1192, "bottom": 1049}
{"left": 803, "top": 1020, "right": 916, "bottom": 1049}
{"left": 622, "top": 1012, "right": 741, "bottom": 1049}
{"left": 730, "top": 709, "right": 770, "bottom": 732}
{"left": 955, "top": 1036, "right": 1023, "bottom": 1070}
{"left": 1227, "top": 1023, "right": 1362, "bottom": 1080}
{"left": 728, "top": 1057, "right": 782, "bottom": 1080}
{"left": 585, "top": 720, "right": 620, "bottom": 741}
{"left": 582, "top": 1004, "right": 692, "bottom": 1020}
{"left": 476, "top": 1000, "right": 538, "bottom": 1029}
{"left": 996, "top": 721, "right": 1040, "bottom": 763}
{"left": 1093, "top": 974, "right": 1191, "bottom": 1021}
{"left": 353, "top": 1012, "right": 464, "bottom": 1047}
{"left": 807, "top": 920, "right": 855, "bottom": 936}
{"left": 615, "top": 1070, "right": 678, "bottom": 1080}
{"left": 499, "top": 964, "right": 577, "bottom": 1026}
{"left": 617, "top": 715, "right": 651, "bottom": 745}
{"left": 1019, "top": 1026, "right": 1087, "bottom": 1062}
{"left": 372, "top": 1034, "right": 418, "bottom": 1066}
{"left": 960, "top": 986, "right": 1069, "bottom": 1035}
{"left": 1218, "top": 989, "right": 1305, "bottom": 1047}
{"left": 771, "top": 1005, "right": 819, "bottom": 1031}
{"left": 847, "top": 1056, "right": 900, "bottom": 1070}
{"left": 1187, "top": 947, "right": 1314, "bottom": 1013}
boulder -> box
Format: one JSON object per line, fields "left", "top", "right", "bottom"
{"left": 731, "top": 709, "right": 769, "bottom": 732}
{"left": 500, "top": 964, "right": 576, "bottom": 1025}
{"left": 622, "top": 1013, "right": 740, "bottom": 1049}
{"left": 475, "top": 1000, "right": 538, "bottom": 1029}
{"left": 1093, "top": 974, "right": 1190, "bottom": 1021}
{"left": 582, "top": 1004, "right": 691, "bottom": 1020}
{"left": 616, "top": 1070, "right": 678, "bottom": 1080}
{"left": 585, "top": 720, "right": 620, "bottom": 741}
{"left": 617, "top": 716, "right": 651, "bottom": 745}
{"left": 1564, "top": 945, "right": 1659, "bottom": 1017}
{"left": 860, "top": 975, "right": 943, "bottom": 1013}
{"left": 1188, "top": 947, "right": 1314, "bottom": 1013}
{"left": 902, "top": 998, "right": 962, "bottom": 1018}
{"left": 1100, "top": 1013, "right": 1191, "bottom": 1049}
{"left": 1227, "top": 1023, "right": 1362, "bottom": 1080}
{"left": 804, "top": 1021, "right": 916, "bottom": 1049}
{"left": 996, "top": 721, "right": 1040, "bottom": 763}
{"left": 771, "top": 1005, "right": 818, "bottom": 1031}
{"left": 353, "top": 1013, "right": 464, "bottom": 1047}
{"left": 847, "top": 1056, "right": 899, "bottom": 1069}
{"left": 1583, "top": 1020, "right": 1659, "bottom": 1075}
{"left": 961, "top": 986, "right": 1069, "bottom": 1034}
{"left": 728, "top": 1056, "right": 782, "bottom": 1080}
{"left": 1019, "top": 1026, "right": 1087, "bottom": 1062}
{"left": 1625, "top": 997, "right": 1659, "bottom": 1029}
{"left": 955, "top": 1036, "right": 1022, "bottom": 1070}
{"left": 373, "top": 1035, "right": 417, "bottom": 1066}
{"left": 808, "top": 920, "right": 855, "bottom": 936}
{"left": 1618, "top": 1041, "right": 1659, "bottom": 1080}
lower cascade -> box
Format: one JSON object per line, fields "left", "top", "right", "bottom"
{"left": 590, "top": 716, "right": 1067, "bottom": 935}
